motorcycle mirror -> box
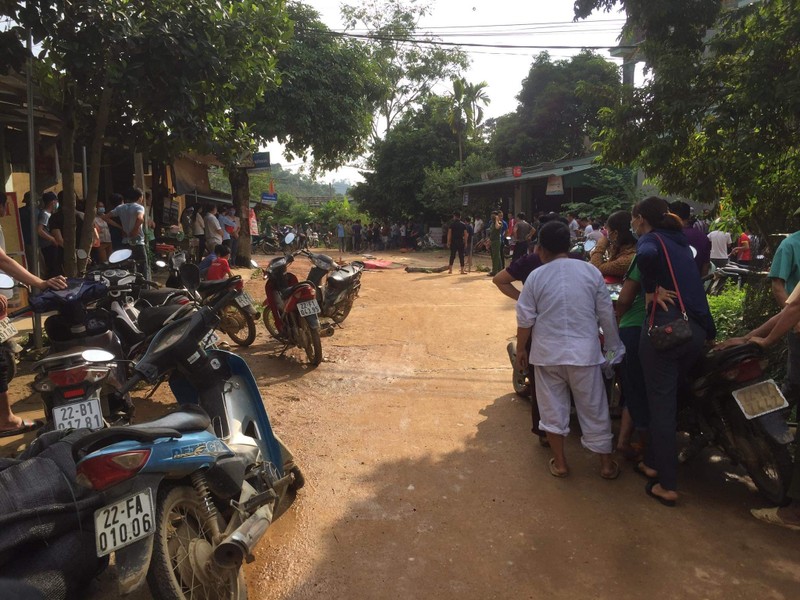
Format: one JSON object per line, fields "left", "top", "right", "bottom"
{"left": 109, "top": 249, "right": 133, "bottom": 264}
{"left": 690, "top": 245, "right": 698, "bottom": 258}
{"left": 81, "top": 349, "right": 115, "bottom": 363}
{"left": 0, "top": 274, "right": 14, "bottom": 289}
{"left": 155, "top": 260, "right": 168, "bottom": 269}
{"left": 179, "top": 263, "right": 201, "bottom": 292}
{"left": 250, "top": 259, "right": 259, "bottom": 269}
{"left": 76, "top": 248, "right": 88, "bottom": 260}
{"left": 584, "top": 239, "right": 597, "bottom": 253}
{"left": 284, "top": 232, "right": 296, "bottom": 245}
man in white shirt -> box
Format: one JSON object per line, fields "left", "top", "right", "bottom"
{"left": 204, "top": 205, "right": 224, "bottom": 253}
{"left": 567, "top": 213, "right": 580, "bottom": 239}
{"left": 515, "top": 221, "right": 625, "bottom": 479}
{"left": 708, "top": 228, "right": 733, "bottom": 268}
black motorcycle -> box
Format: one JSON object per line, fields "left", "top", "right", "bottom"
{"left": 681, "top": 343, "right": 795, "bottom": 504}
{"left": 296, "top": 248, "right": 364, "bottom": 324}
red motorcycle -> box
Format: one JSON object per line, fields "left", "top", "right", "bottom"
{"left": 262, "top": 235, "right": 325, "bottom": 366}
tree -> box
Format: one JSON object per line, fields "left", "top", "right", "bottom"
{"left": 350, "top": 95, "right": 460, "bottom": 221}
{"left": 490, "top": 51, "right": 622, "bottom": 167}
{"left": 7, "top": 0, "right": 289, "bottom": 275}
{"left": 341, "top": 0, "right": 469, "bottom": 140}
{"left": 447, "top": 78, "right": 490, "bottom": 168}
{"left": 561, "top": 167, "right": 640, "bottom": 220}
{"left": 222, "top": 1, "right": 384, "bottom": 265}
{"left": 420, "top": 152, "right": 498, "bottom": 220}
{"left": 576, "top": 0, "right": 800, "bottom": 238}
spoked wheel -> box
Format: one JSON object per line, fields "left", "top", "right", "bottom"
{"left": 297, "top": 317, "right": 322, "bottom": 366}
{"left": 263, "top": 308, "right": 281, "bottom": 339}
{"left": 330, "top": 298, "right": 354, "bottom": 324}
{"left": 0, "top": 349, "right": 17, "bottom": 384}
{"left": 148, "top": 486, "right": 246, "bottom": 600}
{"left": 220, "top": 304, "right": 257, "bottom": 346}
{"left": 507, "top": 342, "right": 531, "bottom": 398}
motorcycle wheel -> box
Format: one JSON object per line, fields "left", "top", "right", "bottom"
{"left": 148, "top": 485, "right": 246, "bottom": 600}
{"left": 330, "top": 297, "right": 354, "bottom": 324}
{"left": 263, "top": 309, "right": 281, "bottom": 339}
{"left": 506, "top": 343, "right": 530, "bottom": 398}
{"left": 0, "top": 349, "right": 17, "bottom": 384}
{"left": 220, "top": 304, "right": 257, "bottom": 346}
{"left": 299, "top": 318, "right": 322, "bottom": 366}
{"left": 728, "top": 407, "right": 794, "bottom": 505}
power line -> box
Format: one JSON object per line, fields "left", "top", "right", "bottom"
{"left": 321, "top": 29, "right": 633, "bottom": 50}
{"left": 341, "top": 17, "right": 626, "bottom": 32}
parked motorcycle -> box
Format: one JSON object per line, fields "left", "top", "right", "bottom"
{"left": 296, "top": 248, "right": 364, "bottom": 324}
{"left": 262, "top": 234, "right": 324, "bottom": 366}
{"left": 72, "top": 288, "right": 303, "bottom": 599}
{"left": 681, "top": 343, "right": 795, "bottom": 504}
{"left": 0, "top": 282, "right": 21, "bottom": 383}
{"left": 252, "top": 233, "right": 280, "bottom": 255}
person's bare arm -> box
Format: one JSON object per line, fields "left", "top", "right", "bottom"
{"left": 37, "top": 223, "right": 57, "bottom": 245}
{"left": 772, "top": 278, "right": 789, "bottom": 307}
{"left": 615, "top": 278, "right": 639, "bottom": 322}
{"left": 515, "top": 326, "right": 531, "bottom": 371}
{"left": 446, "top": 228, "right": 452, "bottom": 248}
{"left": 0, "top": 247, "right": 67, "bottom": 290}
{"left": 52, "top": 228, "right": 64, "bottom": 246}
{"left": 462, "top": 230, "right": 468, "bottom": 247}
{"left": 129, "top": 212, "right": 144, "bottom": 238}
{"left": 492, "top": 269, "right": 521, "bottom": 301}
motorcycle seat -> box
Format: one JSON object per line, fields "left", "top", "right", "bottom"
{"left": 138, "top": 305, "right": 187, "bottom": 336}
{"left": 198, "top": 278, "right": 236, "bottom": 295}
{"left": 696, "top": 342, "right": 763, "bottom": 372}
{"left": 130, "top": 404, "right": 212, "bottom": 433}
{"left": 328, "top": 265, "right": 362, "bottom": 288}
{"left": 280, "top": 282, "right": 313, "bottom": 299}
{"left": 138, "top": 287, "right": 184, "bottom": 306}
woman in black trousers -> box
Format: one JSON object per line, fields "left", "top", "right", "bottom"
{"left": 632, "top": 197, "right": 716, "bottom": 506}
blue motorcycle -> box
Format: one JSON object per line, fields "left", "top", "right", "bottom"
{"left": 72, "top": 287, "right": 303, "bottom": 599}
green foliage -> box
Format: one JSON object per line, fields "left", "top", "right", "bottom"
{"left": 341, "top": 0, "right": 469, "bottom": 139}
{"left": 580, "top": 0, "right": 800, "bottom": 247}
{"left": 247, "top": 2, "right": 384, "bottom": 172}
{"left": 490, "top": 51, "right": 622, "bottom": 167}
{"left": 350, "top": 95, "right": 460, "bottom": 221}
{"left": 707, "top": 286, "right": 747, "bottom": 341}
{"left": 421, "top": 153, "right": 498, "bottom": 221}
{"left": 562, "top": 166, "right": 641, "bottom": 219}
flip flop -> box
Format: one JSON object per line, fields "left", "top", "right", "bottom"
{"left": 751, "top": 507, "right": 800, "bottom": 532}
{"left": 0, "top": 419, "right": 44, "bottom": 438}
{"left": 645, "top": 480, "right": 676, "bottom": 507}
{"left": 548, "top": 458, "right": 568, "bottom": 478}
{"left": 601, "top": 460, "right": 621, "bottom": 480}
{"left": 634, "top": 461, "right": 658, "bottom": 481}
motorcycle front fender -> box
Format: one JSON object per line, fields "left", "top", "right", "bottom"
{"left": 753, "top": 409, "right": 794, "bottom": 445}
{"left": 304, "top": 312, "right": 320, "bottom": 330}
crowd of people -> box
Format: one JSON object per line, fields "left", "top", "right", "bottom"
{"left": 488, "top": 197, "right": 799, "bottom": 530}
{"left": 15, "top": 187, "right": 158, "bottom": 280}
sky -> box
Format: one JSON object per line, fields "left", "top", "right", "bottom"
{"left": 264, "top": 0, "right": 628, "bottom": 184}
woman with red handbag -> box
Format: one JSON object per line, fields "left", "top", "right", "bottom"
{"left": 632, "top": 197, "right": 716, "bottom": 506}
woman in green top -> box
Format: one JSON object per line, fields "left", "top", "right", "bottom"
{"left": 488, "top": 211, "right": 503, "bottom": 275}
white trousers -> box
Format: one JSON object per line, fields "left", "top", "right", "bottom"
{"left": 533, "top": 364, "right": 613, "bottom": 454}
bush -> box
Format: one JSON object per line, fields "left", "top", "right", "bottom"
{"left": 707, "top": 286, "right": 747, "bottom": 340}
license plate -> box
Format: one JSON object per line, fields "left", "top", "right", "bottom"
{"left": 94, "top": 489, "right": 155, "bottom": 556}
{"left": 53, "top": 397, "right": 104, "bottom": 430}
{"left": 0, "top": 318, "right": 17, "bottom": 343}
{"left": 297, "top": 299, "right": 321, "bottom": 317}
{"left": 732, "top": 379, "right": 789, "bottom": 420}
{"left": 202, "top": 331, "right": 220, "bottom": 348}
{"left": 235, "top": 292, "right": 253, "bottom": 308}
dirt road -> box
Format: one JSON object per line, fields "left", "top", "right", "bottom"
{"left": 3, "top": 248, "right": 799, "bottom": 599}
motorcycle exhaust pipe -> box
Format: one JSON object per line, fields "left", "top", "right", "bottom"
{"left": 213, "top": 505, "right": 274, "bottom": 568}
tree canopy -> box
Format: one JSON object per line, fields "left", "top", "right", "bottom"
{"left": 490, "top": 51, "right": 622, "bottom": 167}
{"left": 577, "top": 0, "right": 800, "bottom": 236}
{"left": 341, "top": 0, "right": 469, "bottom": 140}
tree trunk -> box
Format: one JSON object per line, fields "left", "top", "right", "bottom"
{"left": 79, "top": 67, "right": 114, "bottom": 270}
{"left": 60, "top": 81, "right": 77, "bottom": 277}
{"left": 229, "top": 166, "right": 251, "bottom": 266}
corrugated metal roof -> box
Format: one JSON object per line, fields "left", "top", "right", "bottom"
{"left": 461, "top": 161, "right": 596, "bottom": 189}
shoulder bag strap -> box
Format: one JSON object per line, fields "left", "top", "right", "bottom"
{"left": 648, "top": 233, "right": 688, "bottom": 331}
